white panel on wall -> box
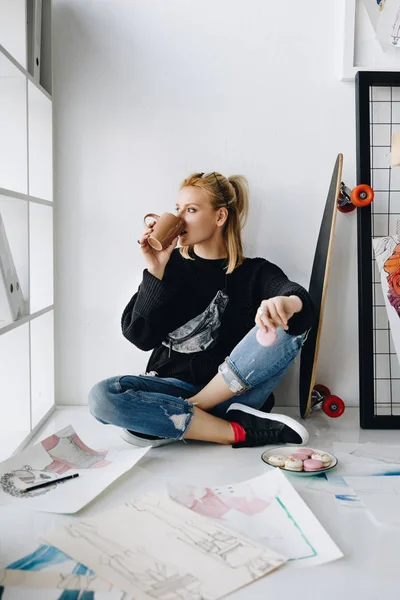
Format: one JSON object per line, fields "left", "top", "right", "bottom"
{"left": 28, "top": 80, "right": 53, "bottom": 201}
{"left": 0, "top": 324, "right": 30, "bottom": 430}
{"left": 0, "top": 0, "right": 27, "bottom": 69}
{"left": 29, "top": 202, "right": 53, "bottom": 313}
{"left": 52, "top": 0, "right": 358, "bottom": 407}
{"left": 0, "top": 195, "right": 29, "bottom": 320}
{"left": 31, "top": 310, "right": 54, "bottom": 428}
{"left": 0, "top": 52, "right": 27, "bottom": 194}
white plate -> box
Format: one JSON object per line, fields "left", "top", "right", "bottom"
{"left": 261, "top": 446, "right": 338, "bottom": 476}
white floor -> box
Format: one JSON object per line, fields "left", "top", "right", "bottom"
{"left": 1, "top": 405, "right": 400, "bottom": 599}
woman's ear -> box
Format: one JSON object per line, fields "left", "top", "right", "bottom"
{"left": 217, "top": 208, "right": 228, "bottom": 227}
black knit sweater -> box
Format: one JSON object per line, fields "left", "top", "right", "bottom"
{"left": 121, "top": 248, "right": 314, "bottom": 386}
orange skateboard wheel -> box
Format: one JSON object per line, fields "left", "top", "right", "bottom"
{"left": 350, "top": 184, "right": 374, "bottom": 207}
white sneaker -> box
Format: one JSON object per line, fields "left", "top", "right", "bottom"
{"left": 121, "top": 429, "right": 176, "bottom": 448}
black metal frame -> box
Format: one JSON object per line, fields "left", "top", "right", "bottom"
{"left": 356, "top": 71, "right": 400, "bottom": 428}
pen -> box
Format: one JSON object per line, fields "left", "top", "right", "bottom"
{"left": 21, "top": 472, "right": 80, "bottom": 493}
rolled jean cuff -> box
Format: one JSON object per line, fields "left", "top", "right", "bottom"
{"left": 218, "top": 358, "right": 248, "bottom": 394}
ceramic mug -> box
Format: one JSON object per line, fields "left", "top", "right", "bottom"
{"left": 143, "top": 212, "right": 185, "bottom": 250}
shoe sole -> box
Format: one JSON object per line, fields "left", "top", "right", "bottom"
{"left": 227, "top": 403, "right": 309, "bottom": 445}
{"left": 121, "top": 429, "right": 176, "bottom": 448}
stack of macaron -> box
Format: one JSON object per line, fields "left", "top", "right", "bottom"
{"left": 267, "top": 448, "right": 332, "bottom": 472}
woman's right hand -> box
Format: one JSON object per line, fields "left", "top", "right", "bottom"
{"left": 137, "top": 220, "right": 179, "bottom": 279}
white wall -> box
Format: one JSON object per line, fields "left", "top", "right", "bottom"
{"left": 53, "top": 0, "right": 358, "bottom": 409}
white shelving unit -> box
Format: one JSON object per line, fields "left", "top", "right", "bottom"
{"left": 0, "top": 0, "right": 54, "bottom": 460}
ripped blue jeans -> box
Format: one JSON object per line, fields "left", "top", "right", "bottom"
{"left": 88, "top": 326, "right": 306, "bottom": 440}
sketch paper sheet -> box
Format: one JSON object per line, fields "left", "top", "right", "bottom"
{"left": 0, "top": 526, "right": 132, "bottom": 600}
{"left": 376, "top": 0, "right": 400, "bottom": 48}
{"left": 0, "top": 467, "right": 156, "bottom": 600}
{"left": 303, "top": 443, "right": 400, "bottom": 512}
{"left": 334, "top": 442, "right": 400, "bottom": 465}
{"left": 0, "top": 425, "right": 149, "bottom": 513}
{"left": 373, "top": 236, "right": 400, "bottom": 366}
{"left": 0, "top": 586, "right": 123, "bottom": 600}
{"left": 0, "top": 567, "right": 121, "bottom": 594}
{"left": 304, "top": 472, "right": 363, "bottom": 508}
{"left": 167, "top": 469, "right": 343, "bottom": 568}
{"left": 362, "top": 0, "right": 400, "bottom": 50}
{"left": 343, "top": 475, "right": 400, "bottom": 526}
{"left": 43, "top": 491, "right": 287, "bottom": 599}
{"left": 362, "top": 0, "right": 385, "bottom": 32}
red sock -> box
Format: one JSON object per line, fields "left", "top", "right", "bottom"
{"left": 229, "top": 421, "right": 246, "bottom": 444}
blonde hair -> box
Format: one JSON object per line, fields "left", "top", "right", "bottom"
{"left": 178, "top": 172, "right": 249, "bottom": 274}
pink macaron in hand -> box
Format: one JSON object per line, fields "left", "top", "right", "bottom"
{"left": 256, "top": 327, "right": 278, "bottom": 347}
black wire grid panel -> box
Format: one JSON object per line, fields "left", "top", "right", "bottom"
{"left": 356, "top": 71, "right": 400, "bottom": 428}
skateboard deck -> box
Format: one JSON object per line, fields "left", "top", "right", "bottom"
{"left": 299, "top": 154, "right": 343, "bottom": 419}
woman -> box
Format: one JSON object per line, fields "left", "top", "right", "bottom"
{"left": 89, "top": 172, "right": 314, "bottom": 448}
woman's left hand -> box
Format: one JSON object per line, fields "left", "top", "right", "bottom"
{"left": 255, "top": 296, "right": 303, "bottom": 333}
